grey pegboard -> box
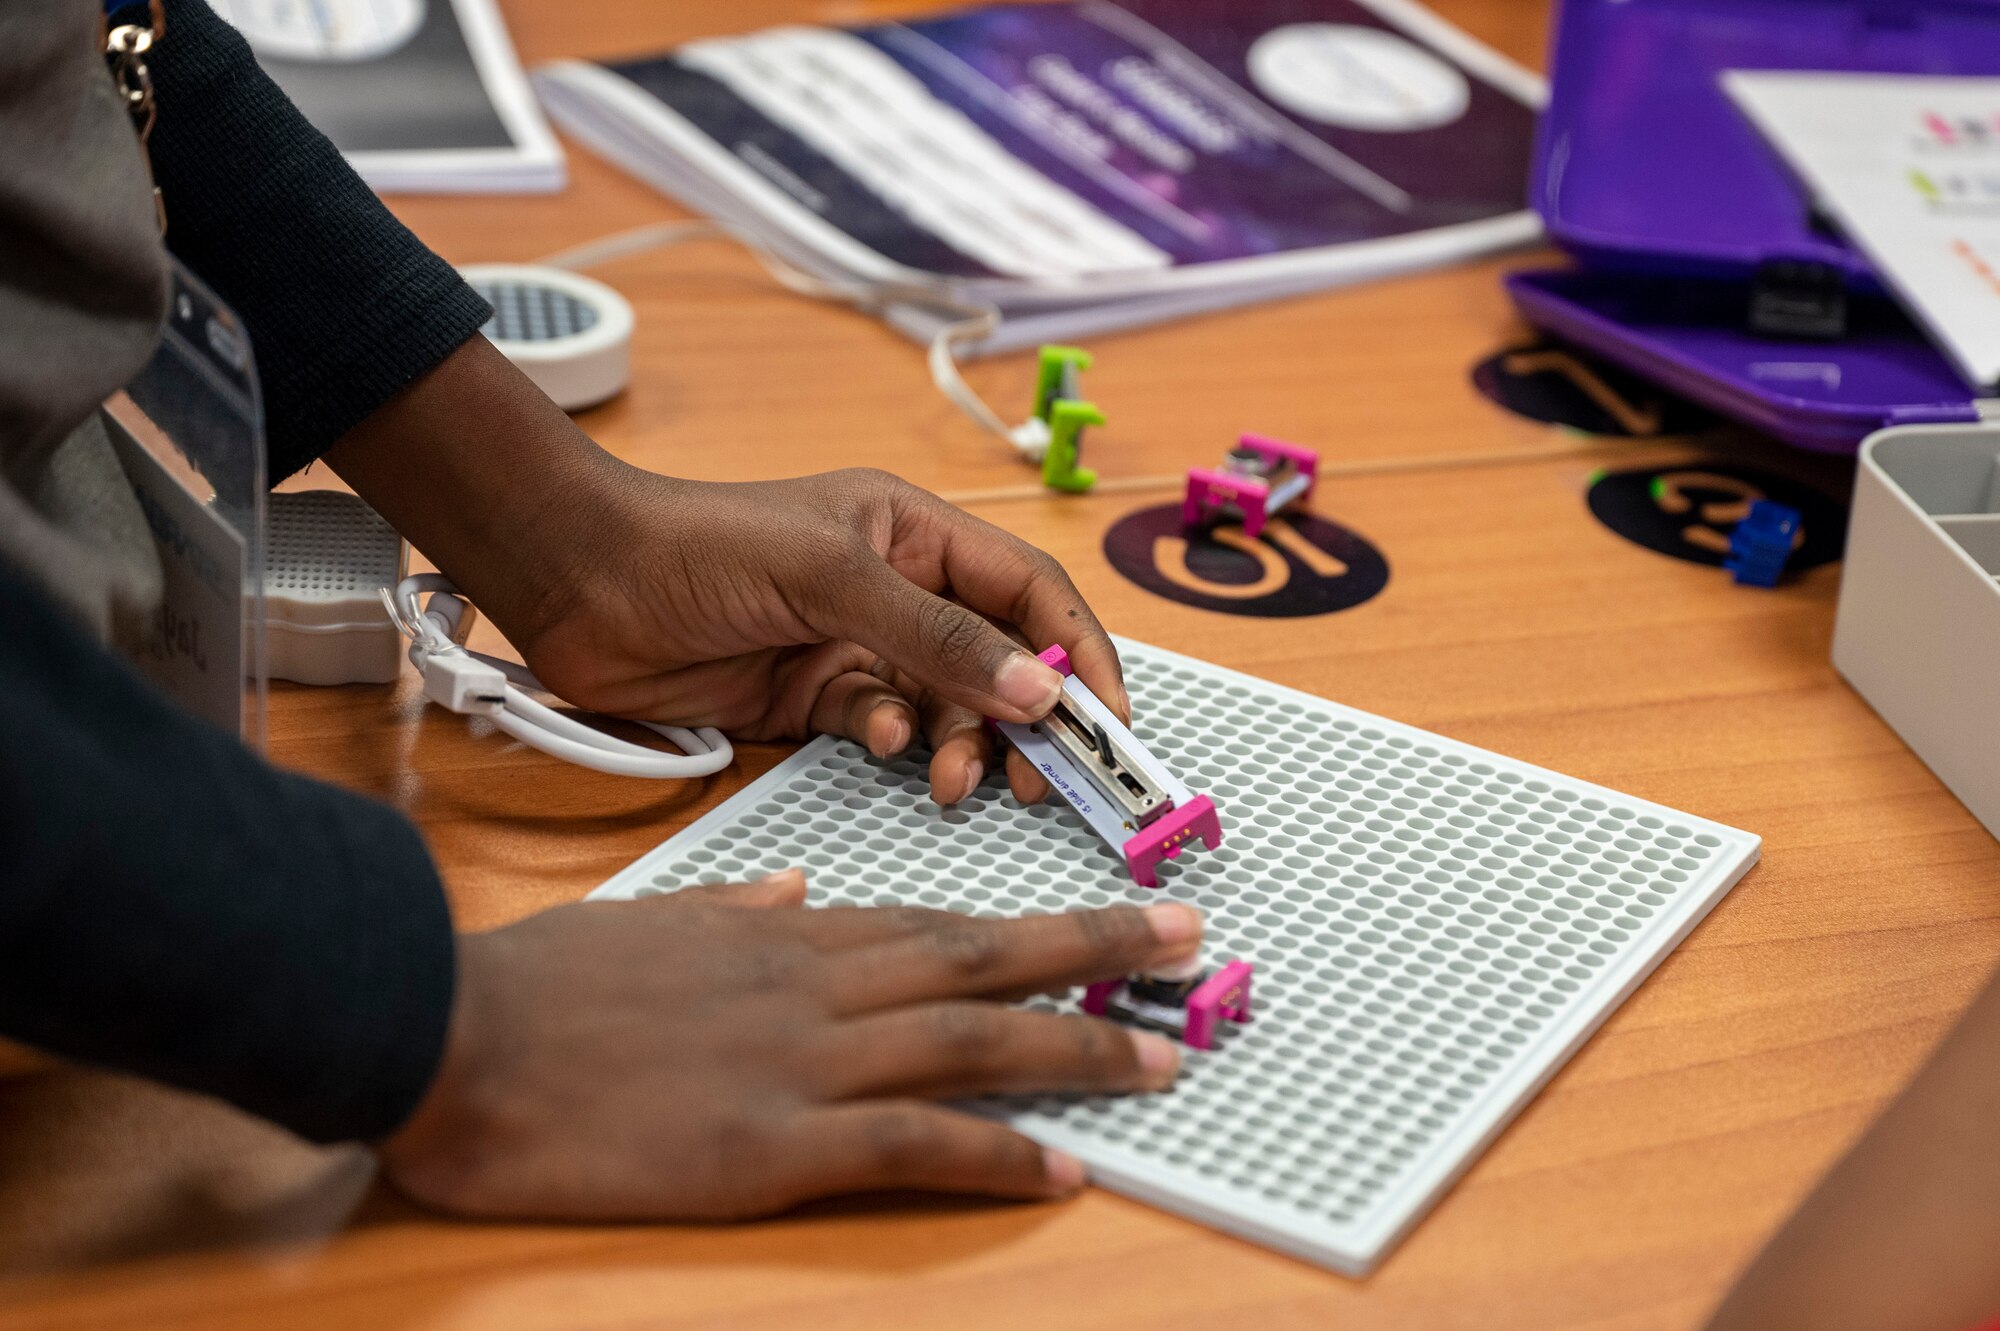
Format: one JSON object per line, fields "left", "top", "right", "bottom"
{"left": 266, "top": 490, "right": 403, "bottom": 603}
{"left": 591, "top": 640, "right": 1759, "bottom": 1274}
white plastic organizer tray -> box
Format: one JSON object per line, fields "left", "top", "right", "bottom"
{"left": 591, "top": 640, "right": 1760, "bottom": 1274}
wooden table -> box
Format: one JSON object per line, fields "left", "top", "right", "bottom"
{"left": 6, "top": 2, "right": 1999, "bottom": 1327}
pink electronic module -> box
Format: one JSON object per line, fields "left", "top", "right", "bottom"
{"left": 1183, "top": 433, "right": 1319, "bottom": 538}
{"left": 991, "top": 645, "right": 1222, "bottom": 888}
{"left": 1084, "top": 961, "right": 1255, "bottom": 1050}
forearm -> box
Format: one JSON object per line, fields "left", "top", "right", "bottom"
{"left": 1704, "top": 964, "right": 2000, "bottom": 1331}
{"left": 0, "top": 1040, "right": 54, "bottom": 1079}
{"left": 324, "top": 334, "right": 643, "bottom": 647}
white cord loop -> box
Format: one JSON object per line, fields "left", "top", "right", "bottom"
{"left": 381, "top": 574, "right": 734, "bottom": 779}
{"left": 537, "top": 222, "right": 1049, "bottom": 463}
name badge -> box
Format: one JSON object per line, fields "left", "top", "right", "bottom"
{"left": 102, "top": 261, "right": 269, "bottom": 746}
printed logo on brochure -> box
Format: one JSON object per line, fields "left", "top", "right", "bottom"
{"left": 1917, "top": 111, "right": 2000, "bottom": 151}
{"left": 1907, "top": 167, "right": 2000, "bottom": 214}
{"left": 1247, "top": 24, "right": 1469, "bottom": 132}
{"left": 1908, "top": 111, "right": 2000, "bottom": 212}
{"left": 214, "top": 0, "right": 427, "bottom": 61}
{"left": 1104, "top": 504, "right": 1389, "bottom": 618}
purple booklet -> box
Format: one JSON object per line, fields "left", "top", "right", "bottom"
{"left": 534, "top": 1, "right": 1543, "bottom": 349}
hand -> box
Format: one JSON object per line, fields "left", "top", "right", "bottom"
{"left": 328, "top": 337, "right": 1127, "bottom": 805}
{"left": 379, "top": 872, "right": 1202, "bottom": 1220}
{"left": 514, "top": 463, "right": 1126, "bottom": 806}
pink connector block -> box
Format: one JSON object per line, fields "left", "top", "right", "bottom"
{"left": 1123, "top": 796, "right": 1221, "bottom": 889}
{"left": 1182, "top": 433, "right": 1320, "bottom": 539}
{"left": 1082, "top": 961, "right": 1254, "bottom": 1051}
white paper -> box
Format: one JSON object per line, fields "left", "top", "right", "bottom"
{"left": 1726, "top": 70, "right": 2000, "bottom": 390}
{"left": 214, "top": 0, "right": 564, "bottom": 194}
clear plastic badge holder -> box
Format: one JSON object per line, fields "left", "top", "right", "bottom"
{"left": 102, "top": 260, "right": 269, "bottom": 748}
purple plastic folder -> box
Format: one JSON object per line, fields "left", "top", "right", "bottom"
{"left": 1506, "top": 0, "right": 2000, "bottom": 451}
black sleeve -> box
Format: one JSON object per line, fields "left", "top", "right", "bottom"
{"left": 0, "top": 558, "right": 456, "bottom": 1143}
{"left": 146, "top": 0, "right": 494, "bottom": 481}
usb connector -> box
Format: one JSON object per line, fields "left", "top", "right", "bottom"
{"left": 418, "top": 652, "right": 506, "bottom": 716}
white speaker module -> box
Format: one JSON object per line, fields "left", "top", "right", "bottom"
{"left": 461, "top": 263, "right": 633, "bottom": 412}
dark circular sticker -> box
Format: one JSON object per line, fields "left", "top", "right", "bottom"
{"left": 1103, "top": 505, "right": 1389, "bottom": 618}
{"left": 1473, "top": 342, "right": 1717, "bottom": 437}
{"left": 1586, "top": 464, "right": 1847, "bottom": 569}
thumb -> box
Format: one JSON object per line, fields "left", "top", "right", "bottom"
{"left": 839, "top": 561, "right": 1064, "bottom": 723}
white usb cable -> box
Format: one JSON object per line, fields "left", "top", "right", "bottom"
{"left": 381, "top": 574, "right": 733, "bottom": 779}
{"left": 535, "top": 220, "right": 1054, "bottom": 463}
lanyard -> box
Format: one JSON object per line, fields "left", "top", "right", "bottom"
{"left": 100, "top": 0, "right": 166, "bottom": 230}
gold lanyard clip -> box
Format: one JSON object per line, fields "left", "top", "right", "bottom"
{"left": 102, "top": 0, "right": 167, "bottom": 232}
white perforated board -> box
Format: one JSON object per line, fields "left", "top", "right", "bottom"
{"left": 591, "top": 640, "right": 1760, "bottom": 1274}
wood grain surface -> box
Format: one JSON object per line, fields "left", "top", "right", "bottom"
{"left": 5, "top": 2, "right": 1998, "bottom": 1328}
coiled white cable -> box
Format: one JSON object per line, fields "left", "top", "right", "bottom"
{"left": 535, "top": 221, "right": 1052, "bottom": 462}
{"left": 381, "top": 573, "right": 733, "bottom": 779}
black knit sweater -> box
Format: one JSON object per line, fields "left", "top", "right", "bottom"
{"left": 0, "top": 0, "right": 490, "bottom": 1143}
{"left": 152, "top": 0, "right": 494, "bottom": 479}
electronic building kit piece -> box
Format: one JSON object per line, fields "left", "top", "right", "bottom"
{"left": 262, "top": 490, "right": 407, "bottom": 686}
{"left": 591, "top": 639, "right": 1762, "bottom": 1275}
{"left": 1030, "top": 345, "right": 1103, "bottom": 494}
{"left": 1726, "top": 499, "right": 1803, "bottom": 587}
{"left": 1183, "top": 433, "right": 1319, "bottom": 538}
{"left": 459, "top": 264, "right": 633, "bottom": 412}
{"left": 1083, "top": 961, "right": 1254, "bottom": 1050}
{"left": 991, "top": 645, "right": 1221, "bottom": 888}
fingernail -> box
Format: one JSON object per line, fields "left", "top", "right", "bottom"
{"left": 1142, "top": 903, "right": 1203, "bottom": 948}
{"left": 960, "top": 758, "right": 984, "bottom": 799}
{"left": 1136, "top": 1031, "right": 1176, "bottom": 1087}
{"left": 1132, "top": 1032, "right": 1181, "bottom": 1089}
{"left": 1042, "top": 1147, "right": 1088, "bottom": 1196}
{"left": 875, "top": 714, "right": 911, "bottom": 759}
{"left": 1144, "top": 953, "right": 1207, "bottom": 983}
{"left": 996, "top": 654, "right": 1063, "bottom": 716}
{"left": 758, "top": 867, "right": 806, "bottom": 887}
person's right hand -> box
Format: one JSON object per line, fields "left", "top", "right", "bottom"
{"left": 378, "top": 871, "right": 1202, "bottom": 1220}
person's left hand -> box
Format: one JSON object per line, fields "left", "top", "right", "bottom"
{"left": 327, "top": 337, "right": 1126, "bottom": 804}
{"left": 506, "top": 461, "right": 1127, "bottom": 805}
